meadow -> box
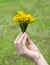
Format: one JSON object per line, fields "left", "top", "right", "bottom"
{"left": 0, "top": 0, "right": 50, "bottom": 65}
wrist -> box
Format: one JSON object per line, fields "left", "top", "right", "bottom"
{"left": 34, "top": 53, "right": 48, "bottom": 65}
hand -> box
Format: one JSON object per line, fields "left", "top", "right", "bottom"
{"left": 14, "top": 32, "right": 40, "bottom": 63}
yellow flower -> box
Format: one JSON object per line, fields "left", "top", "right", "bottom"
{"left": 17, "top": 11, "right": 25, "bottom": 17}
{"left": 13, "top": 11, "right": 36, "bottom": 32}
{"left": 13, "top": 16, "right": 17, "bottom": 22}
{"left": 13, "top": 11, "right": 36, "bottom": 23}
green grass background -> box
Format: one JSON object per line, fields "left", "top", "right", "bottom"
{"left": 0, "top": 0, "right": 50, "bottom": 65}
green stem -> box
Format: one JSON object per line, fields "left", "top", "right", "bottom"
{"left": 19, "top": 22, "right": 28, "bottom": 32}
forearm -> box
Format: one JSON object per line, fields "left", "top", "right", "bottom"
{"left": 33, "top": 53, "right": 48, "bottom": 65}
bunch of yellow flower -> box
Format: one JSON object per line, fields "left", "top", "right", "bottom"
{"left": 13, "top": 11, "right": 36, "bottom": 23}
{"left": 13, "top": 11, "right": 36, "bottom": 32}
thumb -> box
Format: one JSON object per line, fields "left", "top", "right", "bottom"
{"left": 27, "top": 36, "right": 33, "bottom": 45}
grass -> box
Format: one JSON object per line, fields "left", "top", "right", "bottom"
{"left": 0, "top": 0, "right": 50, "bottom": 65}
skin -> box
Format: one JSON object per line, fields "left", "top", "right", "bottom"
{"left": 14, "top": 32, "right": 48, "bottom": 65}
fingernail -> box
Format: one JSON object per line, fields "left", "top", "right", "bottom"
{"left": 24, "top": 32, "right": 26, "bottom": 34}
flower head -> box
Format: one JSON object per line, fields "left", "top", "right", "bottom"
{"left": 13, "top": 11, "right": 36, "bottom": 23}
{"left": 13, "top": 11, "right": 36, "bottom": 32}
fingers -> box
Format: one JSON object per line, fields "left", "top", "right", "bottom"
{"left": 17, "top": 32, "right": 27, "bottom": 44}
{"left": 27, "top": 36, "right": 33, "bottom": 45}
{"left": 14, "top": 32, "right": 27, "bottom": 50}
{"left": 27, "top": 35, "right": 38, "bottom": 50}
{"left": 16, "top": 32, "right": 23, "bottom": 41}
{"left": 14, "top": 32, "right": 28, "bottom": 55}
{"left": 14, "top": 32, "right": 23, "bottom": 44}
{"left": 21, "top": 34, "right": 28, "bottom": 49}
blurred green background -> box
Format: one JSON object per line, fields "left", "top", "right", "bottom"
{"left": 0, "top": 0, "right": 50, "bottom": 65}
